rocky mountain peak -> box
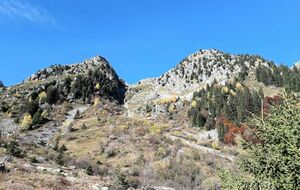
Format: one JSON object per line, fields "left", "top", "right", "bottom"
{"left": 27, "top": 55, "right": 115, "bottom": 82}
{"left": 154, "top": 49, "right": 271, "bottom": 94}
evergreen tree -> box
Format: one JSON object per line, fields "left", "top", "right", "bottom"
{"left": 46, "top": 85, "right": 59, "bottom": 105}
{"left": 219, "top": 97, "right": 300, "bottom": 189}
{"left": 217, "top": 122, "right": 227, "bottom": 142}
{"left": 196, "top": 112, "right": 206, "bottom": 128}
{"left": 205, "top": 115, "right": 215, "bottom": 130}
{"left": 32, "top": 110, "right": 45, "bottom": 126}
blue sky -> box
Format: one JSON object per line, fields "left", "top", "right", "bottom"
{"left": 0, "top": 0, "right": 299, "bottom": 86}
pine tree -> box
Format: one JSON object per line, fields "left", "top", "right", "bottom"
{"left": 46, "top": 85, "right": 58, "bottom": 105}
{"left": 219, "top": 97, "right": 300, "bottom": 189}
{"left": 206, "top": 115, "right": 215, "bottom": 130}
{"left": 196, "top": 112, "right": 206, "bottom": 128}
{"left": 217, "top": 122, "right": 227, "bottom": 142}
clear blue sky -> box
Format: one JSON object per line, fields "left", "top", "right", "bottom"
{"left": 0, "top": 0, "right": 299, "bottom": 86}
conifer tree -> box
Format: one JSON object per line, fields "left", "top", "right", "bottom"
{"left": 219, "top": 96, "right": 300, "bottom": 189}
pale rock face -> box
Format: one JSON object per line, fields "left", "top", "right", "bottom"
{"left": 294, "top": 60, "right": 300, "bottom": 69}
{"left": 125, "top": 49, "right": 273, "bottom": 117}
{"left": 154, "top": 49, "right": 269, "bottom": 96}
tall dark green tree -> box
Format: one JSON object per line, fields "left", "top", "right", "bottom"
{"left": 219, "top": 97, "right": 300, "bottom": 190}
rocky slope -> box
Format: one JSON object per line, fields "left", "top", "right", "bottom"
{"left": 295, "top": 60, "right": 300, "bottom": 69}
{"left": 0, "top": 49, "right": 292, "bottom": 189}
{"left": 154, "top": 49, "right": 271, "bottom": 94}
{"left": 125, "top": 49, "right": 274, "bottom": 117}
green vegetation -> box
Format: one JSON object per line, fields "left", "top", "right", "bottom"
{"left": 5, "top": 141, "right": 27, "bottom": 158}
{"left": 188, "top": 80, "right": 264, "bottom": 129}
{"left": 219, "top": 96, "right": 300, "bottom": 189}
{"left": 256, "top": 64, "right": 300, "bottom": 92}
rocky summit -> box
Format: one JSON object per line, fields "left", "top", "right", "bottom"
{"left": 0, "top": 49, "right": 299, "bottom": 189}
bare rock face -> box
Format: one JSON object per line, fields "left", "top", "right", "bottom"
{"left": 154, "top": 49, "right": 271, "bottom": 95}
{"left": 294, "top": 60, "right": 300, "bottom": 69}
{"left": 125, "top": 49, "right": 273, "bottom": 117}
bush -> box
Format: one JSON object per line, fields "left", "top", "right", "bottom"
{"left": 38, "top": 91, "right": 47, "bottom": 104}
{"left": 114, "top": 170, "right": 139, "bottom": 189}
{"left": 55, "top": 152, "right": 65, "bottom": 166}
{"left": 32, "top": 110, "right": 45, "bottom": 126}
{"left": 0, "top": 101, "right": 9, "bottom": 112}
{"left": 21, "top": 114, "right": 32, "bottom": 130}
{"left": 30, "top": 156, "right": 38, "bottom": 163}
{"left": 74, "top": 109, "right": 81, "bottom": 119}
{"left": 6, "top": 141, "right": 27, "bottom": 158}
{"left": 86, "top": 165, "right": 93, "bottom": 175}
{"left": 59, "top": 144, "right": 68, "bottom": 152}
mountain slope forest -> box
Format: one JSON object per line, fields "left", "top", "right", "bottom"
{"left": 0, "top": 49, "right": 299, "bottom": 190}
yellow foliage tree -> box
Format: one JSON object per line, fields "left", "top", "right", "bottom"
{"left": 235, "top": 82, "right": 243, "bottom": 90}
{"left": 191, "top": 100, "right": 197, "bottom": 108}
{"left": 41, "top": 110, "right": 49, "bottom": 118}
{"left": 230, "top": 89, "right": 237, "bottom": 96}
{"left": 156, "top": 95, "right": 179, "bottom": 105}
{"left": 38, "top": 91, "right": 47, "bottom": 104}
{"left": 93, "top": 97, "right": 100, "bottom": 106}
{"left": 211, "top": 141, "right": 219, "bottom": 150}
{"left": 21, "top": 114, "right": 32, "bottom": 130}
{"left": 168, "top": 104, "right": 176, "bottom": 112}
{"left": 222, "top": 86, "right": 229, "bottom": 94}
{"left": 95, "top": 83, "right": 101, "bottom": 90}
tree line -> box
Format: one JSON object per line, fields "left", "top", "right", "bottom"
{"left": 188, "top": 79, "right": 264, "bottom": 140}
{"left": 256, "top": 64, "right": 300, "bottom": 92}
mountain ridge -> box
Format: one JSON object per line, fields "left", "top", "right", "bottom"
{"left": 0, "top": 48, "right": 298, "bottom": 189}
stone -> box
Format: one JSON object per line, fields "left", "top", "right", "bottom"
{"left": 36, "top": 156, "right": 45, "bottom": 163}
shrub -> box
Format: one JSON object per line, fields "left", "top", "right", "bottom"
{"left": 21, "top": 114, "right": 32, "bottom": 130}
{"left": 38, "top": 91, "right": 47, "bottom": 104}
{"left": 114, "top": 170, "right": 139, "bottom": 189}
{"left": 74, "top": 109, "right": 81, "bottom": 119}
{"left": 55, "top": 152, "right": 65, "bottom": 166}
{"left": 32, "top": 110, "right": 45, "bottom": 126}
{"left": 6, "top": 141, "right": 27, "bottom": 158}
{"left": 0, "top": 101, "right": 9, "bottom": 112}
{"left": 30, "top": 156, "right": 38, "bottom": 163}
{"left": 86, "top": 165, "right": 93, "bottom": 175}
{"left": 149, "top": 124, "right": 162, "bottom": 135}
{"left": 59, "top": 144, "right": 67, "bottom": 152}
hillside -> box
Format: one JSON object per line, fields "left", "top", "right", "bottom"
{"left": 125, "top": 49, "right": 284, "bottom": 117}
{"left": 0, "top": 49, "right": 299, "bottom": 189}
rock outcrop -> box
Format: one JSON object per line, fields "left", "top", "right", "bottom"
{"left": 154, "top": 49, "right": 271, "bottom": 94}
{"left": 27, "top": 56, "right": 115, "bottom": 82}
